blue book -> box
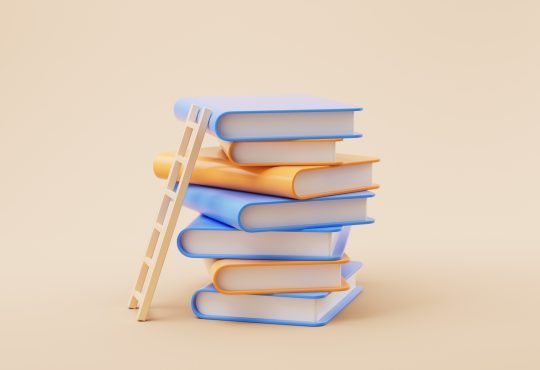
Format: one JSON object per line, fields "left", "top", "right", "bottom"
{"left": 191, "top": 261, "right": 363, "bottom": 327}
{"left": 183, "top": 184, "right": 375, "bottom": 232}
{"left": 177, "top": 215, "right": 352, "bottom": 260}
{"left": 174, "top": 95, "right": 362, "bottom": 141}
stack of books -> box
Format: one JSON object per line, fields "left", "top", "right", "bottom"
{"left": 154, "top": 96, "right": 379, "bottom": 326}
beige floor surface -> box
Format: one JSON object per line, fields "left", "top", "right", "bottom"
{"left": 1, "top": 1, "right": 539, "bottom": 369}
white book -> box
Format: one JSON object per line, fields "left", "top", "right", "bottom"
{"left": 219, "top": 139, "right": 339, "bottom": 165}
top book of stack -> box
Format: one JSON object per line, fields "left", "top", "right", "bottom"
{"left": 174, "top": 95, "right": 362, "bottom": 141}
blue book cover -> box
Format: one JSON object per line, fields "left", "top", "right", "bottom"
{"left": 174, "top": 95, "right": 363, "bottom": 141}
{"left": 191, "top": 261, "right": 363, "bottom": 327}
{"left": 177, "top": 215, "right": 352, "bottom": 260}
{"left": 183, "top": 184, "right": 375, "bottom": 232}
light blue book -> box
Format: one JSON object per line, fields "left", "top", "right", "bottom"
{"left": 191, "top": 261, "right": 363, "bottom": 327}
{"left": 177, "top": 215, "right": 352, "bottom": 260}
{"left": 174, "top": 95, "right": 362, "bottom": 141}
{"left": 183, "top": 184, "right": 375, "bottom": 232}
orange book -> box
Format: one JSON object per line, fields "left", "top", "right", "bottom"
{"left": 206, "top": 255, "right": 351, "bottom": 295}
{"left": 153, "top": 147, "right": 379, "bottom": 200}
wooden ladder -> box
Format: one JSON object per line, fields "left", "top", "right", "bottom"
{"left": 128, "top": 105, "right": 211, "bottom": 321}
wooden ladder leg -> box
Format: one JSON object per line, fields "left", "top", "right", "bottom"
{"left": 128, "top": 105, "right": 211, "bottom": 321}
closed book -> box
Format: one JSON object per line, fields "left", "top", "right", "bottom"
{"left": 178, "top": 215, "right": 351, "bottom": 260}
{"left": 154, "top": 147, "right": 379, "bottom": 200}
{"left": 206, "top": 254, "right": 351, "bottom": 295}
{"left": 192, "top": 261, "right": 363, "bottom": 326}
{"left": 219, "top": 138, "right": 341, "bottom": 166}
{"left": 183, "top": 184, "right": 374, "bottom": 232}
{"left": 174, "top": 95, "right": 362, "bottom": 141}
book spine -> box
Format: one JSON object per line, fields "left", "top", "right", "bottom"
{"left": 191, "top": 287, "right": 363, "bottom": 327}
{"left": 184, "top": 186, "right": 243, "bottom": 229}
{"left": 174, "top": 99, "right": 218, "bottom": 136}
{"left": 173, "top": 99, "right": 191, "bottom": 122}
{"left": 153, "top": 152, "right": 297, "bottom": 199}
{"left": 332, "top": 226, "right": 351, "bottom": 257}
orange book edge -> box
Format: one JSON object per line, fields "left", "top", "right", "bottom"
{"left": 210, "top": 254, "right": 351, "bottom": 295}
{"left": 153, "top": 148, "right": 380, "bottom": 200}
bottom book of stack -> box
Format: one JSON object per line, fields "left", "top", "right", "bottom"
{"left": 191, "top": 261, "right": 362, "bottom": 327}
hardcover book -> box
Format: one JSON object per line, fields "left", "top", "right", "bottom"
{"left": 218, "top": 138, "right": 341, "bottom": 166}
{"left": 192, "top": 261, "right": 363, "bottom": 326}
{"left": 183, "top": 184, "right": 375, "bottom": 232}
{"left": 178, "top": 215, "right": 351, "bottom": 260}
{"left": 156, "top": 147, "right": 379, "bottom": 200}
{"left": 205, "top": 254, "right": 351, "bottom": 295}
{"left": 174, "top": 95, "right": 362, "bottom": 141}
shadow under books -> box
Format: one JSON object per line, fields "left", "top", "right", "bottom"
{"left": 143, "top": 276, "right": 441, "bottom": 324}
{"left": 335, "top": 277, "right": 441, "bottom": 322}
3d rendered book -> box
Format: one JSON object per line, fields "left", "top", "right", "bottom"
{"left": 219, "top": 139, "right": 341, "bottom": 166}
{"left": 205, "top": 254, "right": 351, "bottom": 295}
{"left": 177, "top": 215, "right": 351, "bottom": 260}
{"left": 174, "top": 95, "right": 362, "bottom": 141}
{"left": 192, "top": 261, "right": 363, "bottom": 326}
{"left": 155, "top": 147, "right": 380, "bottom": 199}
{"left": 183, "top": 184, "right": 375, "bottom": 232}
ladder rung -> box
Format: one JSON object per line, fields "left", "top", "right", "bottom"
{"left": 184, "top": 121, "right": 197, "bottom": 130}
{"left": 129, "top": 105, "right": 211, "bottom": 321}
{"left": 143, "top": 257, "right": 154, "bottom": 268}
{"left": 132, "top": 291, "right": 142, "bottom": 302}
{"left": 165, "top": 190, "right": 176, "bottom": 200}
{"left": 175, "top": 155, "right": 187, "bottom": 165}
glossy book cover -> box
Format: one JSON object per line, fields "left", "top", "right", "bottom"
{"left": 154, "top": 147, "right": 380, "bottom": 200}
{"left": 177, "top": 215, "right": 352, "bottom": 260}
{"left": 182, "top": 184, "right": 375, "bottom": 232}
{"left": 174, "top": 95, "right": 362, "bottom": 141}
{"left": 191, "top": 261, "right": 363, "bottom": 326}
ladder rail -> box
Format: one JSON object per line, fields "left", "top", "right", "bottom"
{"left": 128, "top": 105, "right": 211, "bottom": 321}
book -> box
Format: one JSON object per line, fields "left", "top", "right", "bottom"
{"left": 205, "top": 254, "right": 351, "bottom": 295}
{"left": 178, "top": 215, "right": 351, "bottom": 260}
{"left": 183, "top": 184, "right": 375, "bottom": 232}
{"left": 174, "top": 95, "right": 362, "bottom": 141}
{"left": 219, "top": 139, "right": 341, "bottom": 166}
{"left": 192, "top": 261, "right": 363, "bottom": 326}
{"left": 155, "top": 147, "right": 379, "bottom": 200}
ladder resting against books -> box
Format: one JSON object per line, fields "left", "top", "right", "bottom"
{"left": 130, "top": 96, "right": 379, "bottom": 325}
{"left": 128, "top": 105, "right": 210, "bottom": 322}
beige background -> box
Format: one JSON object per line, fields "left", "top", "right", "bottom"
{"left": 1, "top": 0, "right": 539, "bottom": 369}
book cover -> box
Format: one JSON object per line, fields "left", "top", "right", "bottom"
{"left": 191, "top": 261, "right": 363, "bottom": 326}
{"left": 174, "top": 95, "right": 362, "bottom": 141}
{"left": 155, "top": 147, "right": 380, "bottom": 200}
{"left": 177, "top": 215, "right": 351, "bottom": 260}
{"left": 182, "top": 184, "right": 375, "bottom": 232}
